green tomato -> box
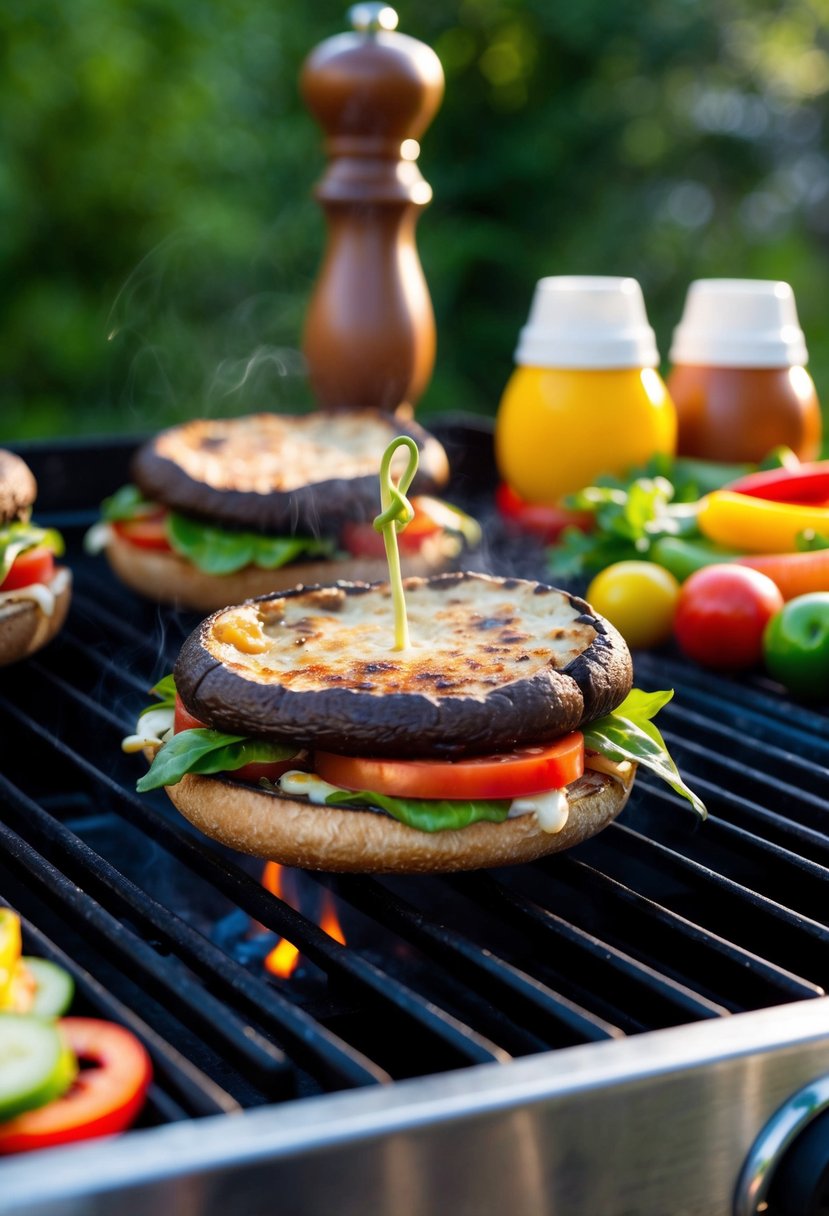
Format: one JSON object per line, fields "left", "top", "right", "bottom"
{"left": 762, "top": 593, "right": 829, "bottom": 700}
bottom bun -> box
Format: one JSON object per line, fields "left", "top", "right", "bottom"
{"left": 164, "top": 768, "right": 635, "bottom": 874}
{"left": 0, "top": 570, "right": 72, "bottom": 668}
{"left": 106, "top": 531, "right": 460, "bottom": 614}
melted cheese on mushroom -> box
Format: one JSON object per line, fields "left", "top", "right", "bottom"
{"left": 204, "top": 576, "right": 597, "bottom": 702}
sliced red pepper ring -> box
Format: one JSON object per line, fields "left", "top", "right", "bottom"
{"left": 0, "top": 1017, "right": 152, "bottom": 1154}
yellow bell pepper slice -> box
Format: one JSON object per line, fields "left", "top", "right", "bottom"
{"left": 697, "top": 491, "right": 829, "bottom": 554}
{"left": 0, "top": 909, "right": 23, "bottom": 1009}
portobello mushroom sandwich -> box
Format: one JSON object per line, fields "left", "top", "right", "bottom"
{"left": 89, "top": 410, "right": 478, "bottom": 613}
{"left": 129, "top": 570, "right": 704, "bottom": 873}
{"left": 0, "top": 451, "right": 71, "bottom": 668}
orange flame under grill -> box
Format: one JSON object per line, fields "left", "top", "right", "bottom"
{"left": 261, "top": 861, "right": 344, "bottom": 978}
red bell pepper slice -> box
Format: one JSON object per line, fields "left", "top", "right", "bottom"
{"left": 727, "top": 462, "right": 829, "bottom": 506}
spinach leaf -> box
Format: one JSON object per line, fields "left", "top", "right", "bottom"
{"left": 166, "top": 512, "right": 335, "bottom": 575}
{"left": 325, "top": 788, "right": 510, "bottom": 833}
{"left": 583, "top": 688, "right": 706, "bottom": 819}
{"left": 137, "top": 728, "right": 298, "bottom": 791}
{"left": 100, "top": 484, "right": 156, "bottom": 522}
{"left": 139, "top": 673, "right": 177, "bottom": 718}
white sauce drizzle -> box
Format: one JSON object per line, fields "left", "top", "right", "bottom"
{"left": 279, "top": 769, "right": 342, "bottom": 805}
{"left": 508, "top": 787, "right": 570, "bottom": 834}
{"left": 122, "top": 707, "right": 175, "bottom": 754}
{"left": 83, "top": 521, "right": 113, "bottom": 555}
{"left": 0, "top": 567, "right": 71, "bottom": 618}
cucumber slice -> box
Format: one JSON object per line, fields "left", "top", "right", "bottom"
{"left": 21, "top": 959, "right": 75, "bottom": 1019}
{"left": 0, "top": 1015, "right": 76, "bottom": 1121}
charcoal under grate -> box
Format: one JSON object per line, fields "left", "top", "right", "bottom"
{"left": 2, "top": 419, "right": 828, "bottom": 1131}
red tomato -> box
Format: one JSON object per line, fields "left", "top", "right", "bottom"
{"left": 495, "top": 483, "right": 593, "bottom": 544}
{"left": 112, "top": 510, "right": 172, "bottom": 551}
{"left": 0, "top": 1018, "right": 152, "bottom": 1154}
{"left": 0, "top": 546, "right": 55, "bottom": 591}
{"left": 673, "top": 564, "right": 784, "bottom": 670}
{"left": 315, "top": 734, "right": 584, "bottom": 800}
{"left": 341, "top": 496, "right": 447, "bottom": 559}
{"left": 173, "top": 694, "right": 296, "bottom": 785}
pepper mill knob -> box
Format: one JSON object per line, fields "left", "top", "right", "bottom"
{"left": 300, "top": 7, "right": 444, "bottom": 414}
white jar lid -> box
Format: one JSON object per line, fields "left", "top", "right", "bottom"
{"left": 669, "top": 279, "right": 808, "bottom": 368}
{"left": 514, "top": 275, "right": 660, "bottom": 369}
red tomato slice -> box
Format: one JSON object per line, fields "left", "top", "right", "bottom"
{"left": 315, "top": 734, "right": 584, "bottom": 801}
{"left": 0, "top": 546, "right": 55, "bottom": 591}
{"left": 341, "top": 496, "right": 446, "bottom": 559}
{"left": 0, "top": 1018, "right": 152, "bottom": 1154}
{"left": 173, "top": 694, "right": 296, "bottom": 785}
{"left": 112, "top": 510, "right": 172, "bottom": 551}
{"left": 495, "top": 483, "right": 593, "bottom": 544}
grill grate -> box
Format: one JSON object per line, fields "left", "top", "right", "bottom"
{"left": 2, "top": 421, "right": 828, "bottom": 1134}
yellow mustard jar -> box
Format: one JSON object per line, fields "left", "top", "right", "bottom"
{"left": 495, "top": 276, "right": 677, "bottom": 503}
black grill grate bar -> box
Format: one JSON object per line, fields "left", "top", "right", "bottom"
{"left": 659, "top": 705, "right": 829, "bottom": 792}
{"left": 328, "top": 875, "right": 622, "bottom": 1047}
{"left": 8, "top": 905, "right": 241, "bottom": 1119}
{"left": 4, "top": 693, "right": 509, "bottom": 1071}
{"left": 634, "top": 651, "right": 829, "bottom": 741}
{"left": 584, "top": 821, "right": 829, "bottom": 980}
{"left": 547, "top": 855, "right": 820, "bottom": 1008}
{"left": 637, "top": 779, "right": 829, "bottom": 929}
{"left": 70, "top": 587, "right": 180, "bottom": 667}
{"left": 0, "top": 706, "right": 388, "bottom": 1091}
{"left": 0, "top": 792, "right": 295, "bottom": 1096}
{"left": 448, "top": 872, "right": 729, "bottom": 1029}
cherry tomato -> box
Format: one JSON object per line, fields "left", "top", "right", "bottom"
{"left": 763, "top": 592, "right": 829, "bottom": 700}
{"left": 341, "top": 497, "right": 447, "bottom": 559}
{"left": 0, "top": 1018, "right": 152, "bottom": 1154}
{"left": 315, "top": 734, "right": 584, "bottom": 801}
{"left": 173, "top": 694, "right": 296, "bottom": 785}
{"left": 673, "top": 564, "right": 784, "bottom": 670}
{"left": 112, "top": 510, "right": 172, "bottom": 551}
{"left": 495, "top": 483, "right": 593, "bottom": 544}
{"left": 0, "top": 547, "right": 55, "bottom": 591}
{"left": 586, "top": 561, "right": 680, "bottom": 650}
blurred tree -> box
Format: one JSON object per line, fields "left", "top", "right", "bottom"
{"left": 1, "top": 0, "right": 828, "bottom": 440}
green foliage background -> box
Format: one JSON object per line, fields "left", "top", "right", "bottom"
{"left": 2, "top": 0, "right": 829, "bottom": 439}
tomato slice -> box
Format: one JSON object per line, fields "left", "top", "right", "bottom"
{"left": 0, "top": 547, "right": 56, "bottom": 591}
{"left": 112, "top": 510, "right": 172, "bottom": 551}
{"left": 315, "top": 734, "right": 584, "bottom": 801}
{"left": 341, "top": 496, "right": 447, "bottom": 559}
{"left": 0, "top": 1018, "right": 152, "bottom": 1154}
{"left": 173, "top": 694, "right": 297, "bottom": 785}
{"left": 495, "top": 483, "right": 593, "bottom": 544}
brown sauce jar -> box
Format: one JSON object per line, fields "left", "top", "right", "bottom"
{"left": 667, "top": 280, "right": 823, "bottom": 463}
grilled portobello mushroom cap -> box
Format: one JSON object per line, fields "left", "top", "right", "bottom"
{"left": 0, "top": 450, "right": 37, "bottom": 524}
{"left": 175, "top": 572, "right": 633, "bottom": 758}
{"left": 131, "top": 410, "right": 450, "bottom": 534}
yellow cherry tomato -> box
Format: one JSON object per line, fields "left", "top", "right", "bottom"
{"left": 587, "top": 561, "right": 681, "bottom": 650}
{"left": 495, "top": 366, "right": 676, "bottom": 504}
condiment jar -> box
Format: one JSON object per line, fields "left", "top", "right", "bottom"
{"left": 667, "top": 279, "right": 822, "bottom": 463}
{"left": 495, "top": 276, "right": 677, "bottom": 503}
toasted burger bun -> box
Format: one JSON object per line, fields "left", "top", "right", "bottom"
{"left": 104, "top": 529, "right": 464, "bottom": 614}
{"left": 0, "top": 570, "right": 72, "bottom": 668}
{"left": 165, "top": 766, "right": 635, "bottom": 874}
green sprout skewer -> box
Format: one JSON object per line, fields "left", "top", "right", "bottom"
{"left": 374, "top": 436, "right": 419, "bottom": 651}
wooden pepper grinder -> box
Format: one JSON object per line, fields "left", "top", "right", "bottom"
{"left": 300, "top": 4, "right": 444, "bottom": 415}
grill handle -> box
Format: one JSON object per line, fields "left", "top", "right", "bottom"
{"left": 735, "top": 1073, "right": 829, "bottom": 1215}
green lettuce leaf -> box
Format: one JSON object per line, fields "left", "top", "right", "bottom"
{"left": 100, "top": 484, "right": 157, "bottom": 522}
{"left": 137, "top": 727, "right": 298, "bottom": 791}
{"left": 0, "top": 522, "right": 65, "bottom": 583}
{"left": 325, "top": 788, "right": 510, "bottom": 833}
{"left": 138, "top": 673, "right": 177, "bottom": 718}
{"left": 583, "top": 688, "right": 706, "bottom": 819}
{"left": 166, "top": 512, "right": 335, "bottom": 575}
